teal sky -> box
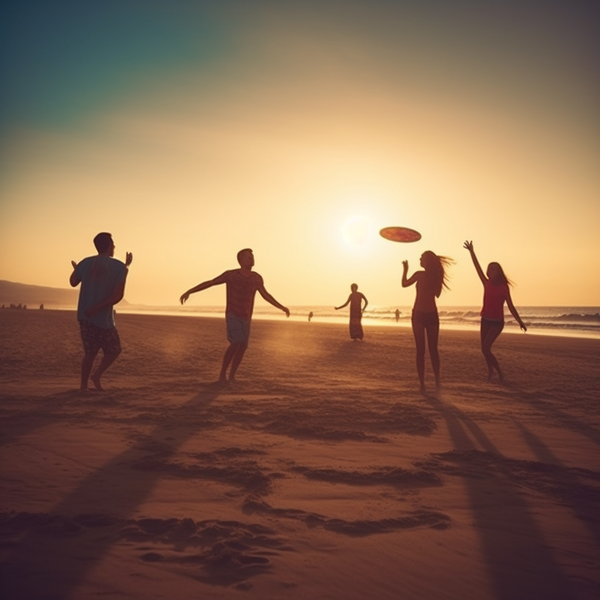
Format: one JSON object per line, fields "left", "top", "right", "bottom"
{"left": 1, "top": 1, "right": 228, "bottom": 132}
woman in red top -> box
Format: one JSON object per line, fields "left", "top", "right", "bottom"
{"left": 464, "top": 241, "right": 527, "bottom": 382}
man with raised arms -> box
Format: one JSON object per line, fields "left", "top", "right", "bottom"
{"left": 70, "top": 232, "right": 133, "bottom": 391}
{"left": 180, "top": 248, "right": 290, "bottom": 384}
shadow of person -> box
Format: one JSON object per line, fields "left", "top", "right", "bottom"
{"left": 0, "top": 387, "right": 220, "bottom": 600}
{"left": 423, "top": 393, "right": 578, "bottom": 600}
{"left": 512, "top": 419, "right": 600, "bottom": 550}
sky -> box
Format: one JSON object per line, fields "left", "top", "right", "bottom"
{"left": 1, "top": 0, "right": 599, "bottom": 308}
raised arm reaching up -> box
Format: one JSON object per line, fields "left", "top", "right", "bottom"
{"left": 463, "top": 240, "right": 486, "bottom": 285}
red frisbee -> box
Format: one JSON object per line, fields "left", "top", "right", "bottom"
{"left": 379, "top": 226, "right": 422, "bottom": 243}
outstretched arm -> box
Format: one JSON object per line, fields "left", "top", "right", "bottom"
{"left": 258, "top": 285, "right": 290, "bottom": 317}
{"left": 463, "top": 241, "right": 487, "bottom": 285}
{"left": 335, "top": 295, "right": 351, "bottom": 310}
{"left": 180, "top": 273, "right": 226, "bottom": 305}
{"left": 401, "top": 260, "right": 419, "bottom": 287}
{"left": 506, "top": 290, "right": 527, "bottom": 332}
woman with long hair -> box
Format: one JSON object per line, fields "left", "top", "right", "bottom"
{"left": 402, "top": 251, "right": 453, "bottom": 394}
{"left": 464, "top": 240, "right": 527, "bottom": 382}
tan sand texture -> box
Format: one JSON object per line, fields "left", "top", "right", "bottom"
{"left": 1, "top": 309, "right": 599, "bottom": 599}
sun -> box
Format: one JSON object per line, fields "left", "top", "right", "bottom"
{"left": 341, "top": 215, "right": 371, "bottom": 247}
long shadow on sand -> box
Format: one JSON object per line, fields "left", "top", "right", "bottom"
{"left": 0, "top": 386, "right": 220, "bottom": 600}
{"left": 424, "top": 393, "right": 580, "bottom": 600}
{"left": 0, "top": 389, "right": 107, "bottom": 447}
{"left": 513, "top": 419, "right": 600, "bottom": 549}
{"left": 520, "top": 389, "right": 600, "bottom": 447}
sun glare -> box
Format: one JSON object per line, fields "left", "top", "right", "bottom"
{"left": 341, "top": 215, "right": 370, "bottom": 247}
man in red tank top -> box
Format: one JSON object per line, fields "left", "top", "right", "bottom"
{"left": 180, "top": 249, "right": 290, "bottom": 383}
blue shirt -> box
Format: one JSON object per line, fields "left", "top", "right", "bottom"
{"left": 75, "top": 256, "right": 127, "bottom": 328}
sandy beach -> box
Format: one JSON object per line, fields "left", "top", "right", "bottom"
{"left": 1, "top": 308, "right": 599, "bottom": 600}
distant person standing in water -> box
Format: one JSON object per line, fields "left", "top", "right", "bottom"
{"left": 179, "top": 248, "right": 290, "bottom": 384}
{"left": 464, "top": 241, "right": 527, "bottom": 382}
{"left": 70, "top": 232, "right": 132, "bottom": 391}
{"left": 402, "top": 251, "right": 453, "bottom": 394}
{"left": 335, "top": 283, "right": 369, "bottom": 340}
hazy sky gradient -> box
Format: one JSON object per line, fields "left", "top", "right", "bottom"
{"left": 1, "top": 0, "right": 599, "bottom": 307}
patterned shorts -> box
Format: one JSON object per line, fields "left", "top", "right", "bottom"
{"left": 79, "top": 320, "right": 122, "bottom": 355}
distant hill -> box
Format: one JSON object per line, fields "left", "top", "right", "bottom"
{"left": 0, "top": 280, "right": 79, "bottom": 307}
{"left": 0, "top": 280, "right": 132, "bottom": 308}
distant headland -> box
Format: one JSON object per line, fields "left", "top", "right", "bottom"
{"left": 0, "top": 280, "right": 128, "bottom": 308}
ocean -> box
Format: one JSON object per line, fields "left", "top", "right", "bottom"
{"left": 119, "top": 304, "right": 600, "bottom": 339}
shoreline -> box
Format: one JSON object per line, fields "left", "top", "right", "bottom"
{"left": 19, "top": 305, "right": 600, "bottom": 340}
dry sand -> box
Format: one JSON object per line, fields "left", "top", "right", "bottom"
{"left": 1, "top": 309, "right": 599, "bottom": 600}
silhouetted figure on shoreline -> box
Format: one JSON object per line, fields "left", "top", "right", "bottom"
{"left": 464, "top": 240, "right": 527, "bottom": 382}
{"left": 335, "top": 283, "right": 368, "bottom": 341}
{"left": 180, "top": 248, "right": 290, "bottom": 384}
{"left": 402, "top": 251, "right": 453, "bottom": 394}
{"left": 308, "top": 311, "right": 314, "bottom": 322}
{"left": 395, "top": 309, "right": 400, "bottom": 322}
{"left": 70, "top": 232, "right": 132, "bottom": 391}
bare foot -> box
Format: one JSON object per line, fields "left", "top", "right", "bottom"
{"left": 90, "top": 374, "right": 104, "bottom": 391}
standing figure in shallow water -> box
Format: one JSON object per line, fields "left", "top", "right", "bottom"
{"left": 402, "top": 251, "right": 453, "bottom": 394}
{"left": 335, "top": 283, "right": 368, "bottom": 341}
{"left": 464, "top": 240, "right": 527, "bottom": 382}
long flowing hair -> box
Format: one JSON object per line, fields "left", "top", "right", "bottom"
{"left": 488, "top": 262, "right": 513, "bottom": 287}
{"left": 421, "top": 251, "right": 454, "bottom": 298}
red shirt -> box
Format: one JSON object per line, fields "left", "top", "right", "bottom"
{"left": 223, "top": 269, "right": 263, "bottom": 320}
{"left": 481, "top": 281, "right": 509, "bottom": 321}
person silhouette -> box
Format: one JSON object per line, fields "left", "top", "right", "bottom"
{"left": 335, "top": 283, "right": 368, "bottom": 340}
{"left": 180, "top": 248, "right": 290, "bottom": 383}
{"left": 402, "top": 251, "right": 453, "bottom": 394}
{"left": 464, "top": 240, "right": 527, "bottom": 382}
{"left": 70, "top": 232, "right": 133, "bottom": 391}
{"left": 395, "top": 309, "right": 400, "bottom": 322}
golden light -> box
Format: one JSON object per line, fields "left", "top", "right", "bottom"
{"left": 341, "top": 215, "right": 370, "bottom": 247}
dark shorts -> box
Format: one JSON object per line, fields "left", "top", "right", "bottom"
{"left": 481, "top": 317, "right": 504, "bottom": 337}
{"left": 226, "top": 313, "right": 250, "bottom": 344}
{"left": 411, "top": 310, "right": 439, "bottom": 330}
{"left": 79, "top": 320, "right": 122, "bottom": 355}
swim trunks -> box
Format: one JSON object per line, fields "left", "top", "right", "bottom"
{"left": 226, "top": 313, "right": 250, "bottom": 344}
{"left": 79, "top": 320, "right": 122, "bottom": 355}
